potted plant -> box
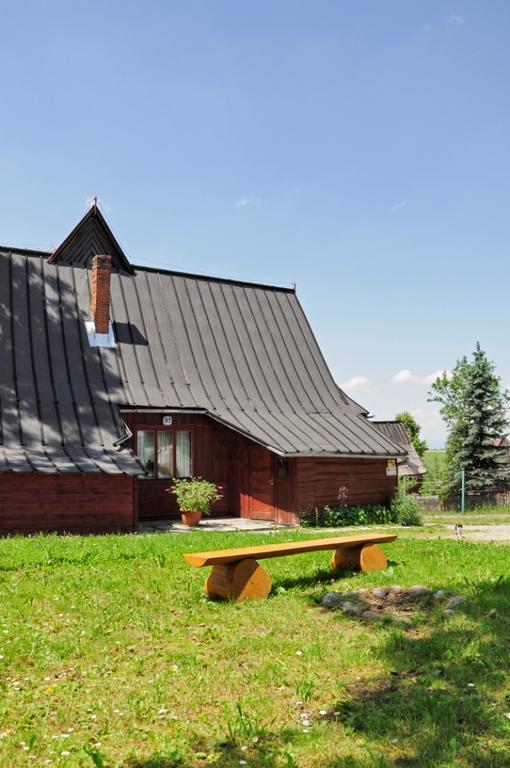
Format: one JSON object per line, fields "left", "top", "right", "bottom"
{"left": 171, "top": 477, "right": 222, "bottom": 527}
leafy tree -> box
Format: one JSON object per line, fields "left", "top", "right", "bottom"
{"left": 428, "top": 343, "right": 509, "bottom": 492}
{"left": 419, "top": 451, "right": 447, "bottom": 495}
{"left": 395, "top": 411, "right": 428, "bottom": 459}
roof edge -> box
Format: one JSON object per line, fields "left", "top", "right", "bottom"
{"left": 0, "top": 246, "right": 295, "bottom": 293}
{"left": 0, "top": 245, "right": 51, "bottom": 257}
{"left": 130, "top": 263, "right": 296, "bottom": 292}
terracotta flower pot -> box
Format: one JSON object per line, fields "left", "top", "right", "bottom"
{"left": 180, "top": 510, "right": 202, "bottom": 527}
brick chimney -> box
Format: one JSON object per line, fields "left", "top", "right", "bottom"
{"left": 91, "top": 255, "right": 112, "bottom": 334}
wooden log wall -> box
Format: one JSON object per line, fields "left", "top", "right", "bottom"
{"left": 0, "top": 475, "right": 136, "bottom": 535}
{"left": 295, "top": 458, "right": 396, "bottom": 514}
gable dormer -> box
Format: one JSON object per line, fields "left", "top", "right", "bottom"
{"left": 48, "top": 202, "right": 135, "bottom": 275}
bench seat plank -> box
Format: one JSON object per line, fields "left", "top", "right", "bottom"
{"left": 184, "top": 533, "right": 396, "bottom": 567}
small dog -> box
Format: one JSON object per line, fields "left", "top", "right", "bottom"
{"left": 455, "top": 523, "right": 464, "bottom": 541}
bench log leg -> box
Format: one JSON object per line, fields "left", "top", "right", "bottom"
{"left": 205, "top": 558, "right": 272, "bottom": 602}
{"left": 331, "top": 544, "right": 387, "bottom": 573}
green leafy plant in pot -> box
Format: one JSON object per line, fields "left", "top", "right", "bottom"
{"left": 171, "top": 477, "right": 222, "bottom": 527}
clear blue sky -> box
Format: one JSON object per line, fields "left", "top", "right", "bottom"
{"left": 1, "top": 1, "right": 509, "bottom": 447}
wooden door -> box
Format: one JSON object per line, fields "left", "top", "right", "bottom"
{"left": 248, "top": 444, "right": 275, "bottom": 520}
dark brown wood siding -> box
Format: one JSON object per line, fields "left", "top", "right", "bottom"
{"left": 124, "top": 412, "right": 396, "bottom": 523}
{"left": 295, "top": 457, "right": 396, "bottom": 514}
{"left": 123, "top": 412, "right": 244, "bottom": 519}
{"left": 0, "top": 475, "right": 136, "bottom": 535}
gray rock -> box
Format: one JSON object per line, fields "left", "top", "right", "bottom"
{"left": 372, "top": 587, "right": 389, "bottom": 598}
{"left": 340, "top": 601, "right": 363, "bottom": 616}
{"left": 321, "top": 592, "right": 345, "bottom": 609}
{"left": 361, "top": 610, "right": 379, "bottom": 622}
{"left": 342, "top": 590, "right": 360, "bottom": 600}
{"left": 443, "top": 608, "right": 455, "bottom": 616}
{"left": 390, "top": 585, "right": 403, "bottom": 593}
{"left": 409, "top": 585, "right": 432, "bottom": 598}
{"left": 433, "top": 590, "right": 447, "bottom": 601}
{"left": 446, "top": 595, "right": 465, "bottom": 610}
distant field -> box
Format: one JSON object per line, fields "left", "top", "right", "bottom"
{"left": 423, "top": 449, "right": 446, "bottom": 474}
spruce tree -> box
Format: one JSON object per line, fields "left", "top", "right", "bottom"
{"left": 429, "top": 343, "right": 509, "bottom": 492}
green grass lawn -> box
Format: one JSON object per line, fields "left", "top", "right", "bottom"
{"left": 1, "top": 530, "right": 510, "bottom": 768}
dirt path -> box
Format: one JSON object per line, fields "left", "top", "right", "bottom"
{"left": 443, "top": 524, "right": 510, "bottom": 543}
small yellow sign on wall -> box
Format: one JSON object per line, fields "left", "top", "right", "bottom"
{"left": 386, "top": 459, "right": 397, "bottom": 477}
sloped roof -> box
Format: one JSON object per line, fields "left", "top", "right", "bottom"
{"left": 0, "top": 248, "right": 141, "bottom": 474}
{"left": 372, "top": 421, "right": 426, "bottom": 476}
{"left": 108, "top": 266, "right": 403, "bottom": 457}
{"left": 0, "top": 211, "right": 404, "bottom": 473}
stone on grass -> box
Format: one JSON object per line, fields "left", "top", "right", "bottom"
{"left": 372, "top": 587, "right": 389, "bottom": 598}
{"left": 321, "top": 592, "right": 345, "bottom": 609}
{"left": 446, "top": 595, "right": 465, "bottom": 610}
{"left": 433, "top": 590, "right": 447, "bottom": 601}
{"left": 408, "top": 585, "right": 432, "bottom": 598}
{"left": 342, "top": 590, "right": 360, "bottom": 600}
{"left": 361, "top": 610, "right": 379, "bottom": 622}
{"left": 340, "top": 602, "right": 363, "bottom": 616}
{"left": 390, "top": 585, "right": 403, "bottom": 594}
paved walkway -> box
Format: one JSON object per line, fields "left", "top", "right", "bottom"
{"left": 444, "top": 523, "right": 510, "bottom": 543}
{"left": 140, "top": 516, "right": 287, "bottom": 534}
{"left": 139, "top": 517, "right": 510, "bottom": 542}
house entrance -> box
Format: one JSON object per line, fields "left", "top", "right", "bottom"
{"left": 248, "top": 444, "right": 276, "bottom": 521}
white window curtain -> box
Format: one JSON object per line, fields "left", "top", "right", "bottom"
{"left": 176, "top": 431, "right": 192, "bottom": 477}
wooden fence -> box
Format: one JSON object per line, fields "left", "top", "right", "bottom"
{"left": 415, "top": 489, "right": 510, "bottom": 513}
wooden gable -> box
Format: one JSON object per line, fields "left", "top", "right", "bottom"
{"left": 48, "top": 204, "right": 135, "bottom": 274}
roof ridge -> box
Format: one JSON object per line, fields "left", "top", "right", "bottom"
{"left": 130, "top": 263, "right": 295, "bottom": 292}
{"left": 0, "top": 247, "right": 295, "bottom": 292}
{"left": 0, "top": 245, "right": 51, "bottom": 256}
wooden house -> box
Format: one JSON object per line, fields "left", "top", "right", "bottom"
{"left": 0, "top": 206, "right": 404, "bottom": 534}
{"left": 372, "top": 421, "right": 426, "bottom": 486}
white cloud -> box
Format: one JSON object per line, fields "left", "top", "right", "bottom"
{"left": 236, "top": 197, "right": 259, "bottom": 208}
{"left": 425, "top": 369, "right": 452, "bottom": 384}
{"left": 447, "top": 14, "right": 464, "bottom": 25}
{"left": 392, "top": 200, "right": 407, "bottom": 212}
{"left": 392, "top": 369, "right": 418, "bottom": 384}
{"left": 340, "top": 375, "right": 371, "bottom": 392}
{"left": 423, "top": 370, "right": 444, "bottom": 385}
{"left": 392, "top": 369, "right": 452, "bottom": 385}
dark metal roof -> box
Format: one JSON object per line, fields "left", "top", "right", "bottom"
{"left": 0, "top": 230, "right": 404, "bottom": 472}
{"left": 0, "top": 249, "right": 141, "bottom": 474}
{"left": 372, "top": 421, "right": 426, "bottom": 477}
{"left": 106, "top": 266, "right": 403, "bottom": 457}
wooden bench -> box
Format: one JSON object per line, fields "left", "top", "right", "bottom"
{"left": 184, "top": 533, "right": 396, "bottom": 602}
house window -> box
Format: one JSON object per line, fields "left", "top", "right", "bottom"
{"left": 137, "top": 430, "right": 155, "bottom": 478}
{"left": 137, "top": 429, "right": 192, "bottom": 479}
